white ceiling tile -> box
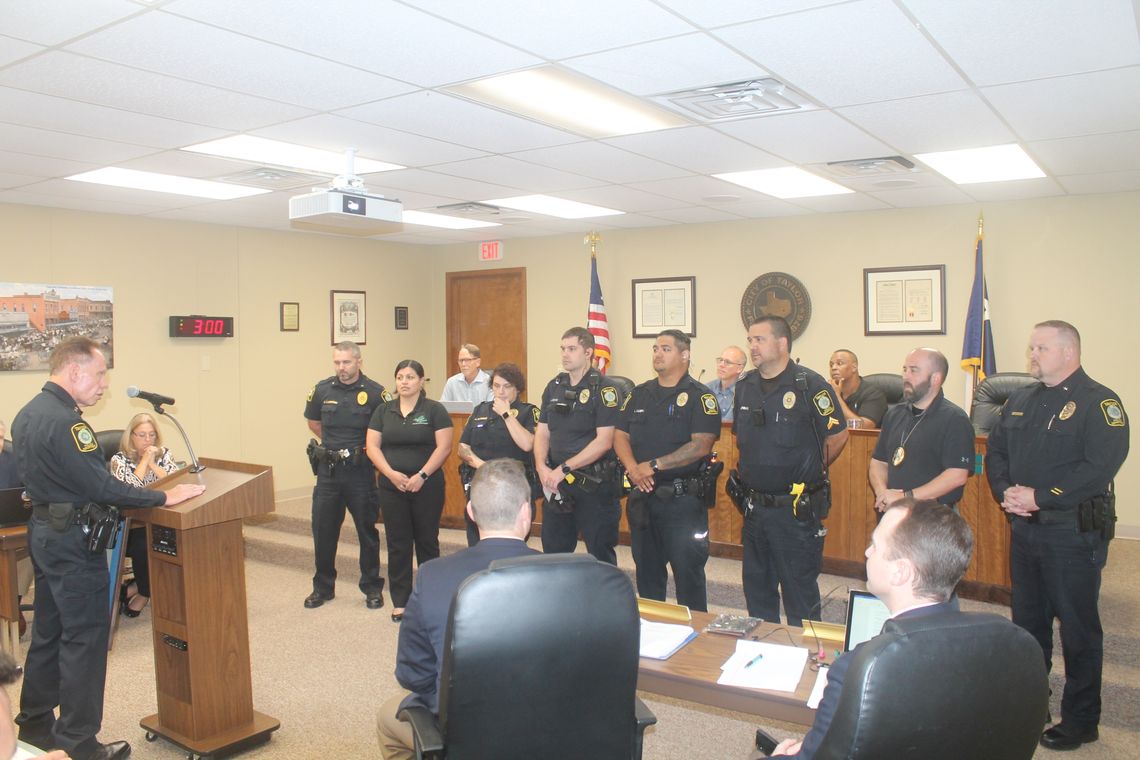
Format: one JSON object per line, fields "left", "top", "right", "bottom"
{"left": 605, "top": 127, "right": 785, "bottom": 174}
{"left": 430, "top": 156, "right": 604, "bottom": 193}
{"left": 564, "top": 33, "right": 767, "bottom": 96}
{"left": 903, "top": 0, "right": 1140, "bottom": 86}
{"left": 1029, "top": 131, "right": 1140, "bottom": 176}
{"left": 586, "top": 213, "right": 675, "bottom": 229}
{"left": 645, "top": 206, "right": 744, "bottom": 223}
{"left": 714, "top": 0, "right": 966, "bottom": 107}
{"left": 0, "top": 123, "right": 157, "bottom": 165}
{"left": 0, "top": 52, "right": 313, "bottom": 130}
{"left": 509, "top": 143, "right": 691, "bottom": 185}
{"left": 0, "top": 150, "right": 100, "bottom": 179}
{"left": 627, "top": 175, "right": 770, "bottom": 203}
{"left": 654, "top": 0, "right": 848, "bottom": 28}
{"left": 709, "top": 198, "right": 813, "bottom": 218}
{"left": 867, "top": 185, "right": 975, "bottom": 208}
{"left": 165, "top": 0, "right": 542, "bottom": 86}
{"left": 959, "top": 177, "right": 1066, "bottom": 202}
{"left": 68, "top": 13, "right": 414, "bottom": 111}
{"left": 147, "top": 205, "right": 288, "bottom": 229}
{"left": 786, "top": 193, "right": 891, "bottom": 213}
{"left": 402, "top": 0, "right": 694, "bottom": 58}
{"left": 838, "top": 91, "right": 1015, "bottom": 154}
{"left": 116, "top": 150, "right": 269, "bottom": 179}
{"left": 367, "top": 169, "right": 522, "bottom": 203}
{"left": 0, "top": 35, "right": 44, "bottom": 66}
{"left": 983, "top": 67, "right": 1140, "bottom": 141}
{"left": 0, "top": 172, "right": 40, "bottom": 190}
{"left": 715, "top": 110, "right": 895, "bottom": 164}
{"left": 372, "top": 231, "right": 467, "bottom": 245}
{"left": 339, "top": 92, "right": 581, "bottom": 154}
{"left": 0, "top": 86, "right": 228, "bottom": 149}
{"left": 8, "top": 178, "right": 212, "bottom": 209}
{"left": 0, "top": 189, "right": 168, "bottom": 217}
{"left": 0, "top": 0, "right": 140, "bottom": 46}
{"left": 1056, "top": 171, "right": 1140, "bottom": 195}
{"left": 556, "top": 185, "right": 685, "bottom": 213}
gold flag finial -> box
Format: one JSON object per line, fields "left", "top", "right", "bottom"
{"left": 584, "top": 231, "right": 601, "bottom": 256}
{"left": 978, "top": 212, "right": 984, "bottom": 237}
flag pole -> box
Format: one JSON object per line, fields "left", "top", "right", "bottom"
{"left": 965, "top": 213, "right": 984, "bottom": 410}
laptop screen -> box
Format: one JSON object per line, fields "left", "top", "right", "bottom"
{"left": 843, "top": 590, "right": 891, "bottom": 652}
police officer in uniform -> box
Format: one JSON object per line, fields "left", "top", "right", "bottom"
{"left": 986, "top": 320, "right": 1128, "bottom": 751}
{"left": 732, "top": 316, "right": 848, "bottom": 626}
{"left": 534, "top": 327, "right": 622, "bottom": 564}
{"left": 457, "top": 362, "right": 539, "bottom": 545}
{"left": 13, "top": 337, "right": 204, "bottom": 760}
{"left": 303, "top": 341, "right": 388, "bottom": 610}
{"left": 615, "top": 329, "right": 721, "bottom": 611}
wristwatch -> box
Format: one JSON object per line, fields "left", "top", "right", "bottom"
{"left": 419, "top": 471, "right": 429, "bottom": 481}
{"left": 650, "top": 459, "right": 660, "bottom": 473}
{"left": 561, "top": 463, "right": 572, "bottom": 476}
{"left": 501, "top": 410, "right": 511, "bottom": 420}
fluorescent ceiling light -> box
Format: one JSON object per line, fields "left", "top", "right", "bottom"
{"left": 484, "top": 194, "right": 624, "bottom": 219}
{"left": 402, "top": 210, "right": 501, "bottom": 230}
{"left": 714, "top": 167, "right": 853, "bottom": 198}
{"left": 182, "top": 136, "right": 403, "bottom": 175}
{"left": 65, "top": 167, "right": 269, "bottom": 200}
{"left": 446, "top": 66, "right": 689, "bottom": 138}
{"left": 914, "top": 144, "right": 1045, "bottom": 184}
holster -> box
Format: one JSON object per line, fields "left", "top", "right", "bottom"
{"left": 626, "top": 490, "right": 651, "bottom": 529}
{"left": 458, "top": 462, "right": 476, "bottom": 496}
{"left": 1078, "top": 492, "right": 1116, "bottom": 541}
{"left": 78, "top": 503, "right": 121, "bottom": 553}
{"left": 698, "top": 458, "right": 725, "bottom": 509}
{"left": 544, "top": 488, "right": 574, "bottom": 514}
{"left": 725, "top": 469, "right": 746, "bottom": 515}
{"left": 306, "top": 439, "right": 321, "bottom": 476}
{"left": 48, "top": 502, "right": 75, "bottom": 533}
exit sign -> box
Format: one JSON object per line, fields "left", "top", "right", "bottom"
{"left": 479, "top": 241, "right": 503, "bottom": 261}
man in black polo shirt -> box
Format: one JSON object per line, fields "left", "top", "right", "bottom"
{"left": 870, "top": 348, "right": 974, "bottom": 511}
{"left": 828, "top": 349, "right": 887, "bottom": 428}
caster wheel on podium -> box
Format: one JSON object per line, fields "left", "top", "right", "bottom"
{"left": 145, "top": 732, "right": 158, "bottom": 742}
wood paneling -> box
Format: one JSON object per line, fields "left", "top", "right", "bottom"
{"left": 445, "top": 267, "right": 527, "bottom": 397}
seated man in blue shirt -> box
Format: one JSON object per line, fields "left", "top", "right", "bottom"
{"left": 440, "top": 343, "right": 492, "bottom": 403}
{"left": 706, "top": 346, "right": 746, "bottom": 422}
{"left": 377, "top": 458, "right": 538, "bottom": 760}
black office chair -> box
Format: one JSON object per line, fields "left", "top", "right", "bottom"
{"left": 605, "top": 374, "right": 635, "bottom": 403}
{"left": 96, "top": 429, "right": 124, "bottom": 463}
{"left": 400, "top": 554, "right": 656, "bottom": 759}
{"left": 859, "top": 373, "right": 904, "bottom": 407}
{"left": 970, "top": 373, "right": 1037, "bottom": 435}
{"left": 810, "top": 611, "right": 1047, "bottom": 760}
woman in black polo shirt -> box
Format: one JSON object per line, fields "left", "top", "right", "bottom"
{"left": 366, "top": 360, "right": 454, "bottom": 622}
{"left": 457, "top": 362, "right": 539, "bottom": 546}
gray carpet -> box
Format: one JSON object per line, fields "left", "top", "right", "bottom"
{"left": 12, "top": 496, "right": 1140, "bottom": 759}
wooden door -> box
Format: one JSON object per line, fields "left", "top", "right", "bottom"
{"left": 445, "top": 268, "right": 527, "bottom": 398}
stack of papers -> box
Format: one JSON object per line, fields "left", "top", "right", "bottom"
{"left": 717, "top": 639, "right": 810, "bottom": 692}
{"left": 639, "top": 619, "right": 697, "bottom": 660}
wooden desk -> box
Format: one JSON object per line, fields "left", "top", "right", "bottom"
{"left": 0, "top": 525, "right": 28, "bottom": 658}
{"left": 637, "top": 610, "right": 817, "bottom": 726}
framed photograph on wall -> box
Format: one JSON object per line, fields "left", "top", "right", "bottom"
{"left": 863, "top": 265, "right": 946, "bottom": 335}
{"left": 632, "top": 276, "right": 696, "bottom": 338}
{"left": 330, "top": 290, "right": 366, "bottom": 345}
{"left": 394, "top": 306, "right": 409, "bottom": 330}
{"left": 279, "top": 302, "right": 299, "bottom": 332}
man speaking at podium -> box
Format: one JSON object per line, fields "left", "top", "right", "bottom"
{"left": 12, "top": 337, "right": 205, "bottom": 760}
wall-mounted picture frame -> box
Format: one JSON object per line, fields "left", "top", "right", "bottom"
{"left": 279, "top": 302, "right": 299, "bottom": 332}
{"left": 863, "top": 265, "right": 946, "bottom": 335}
{"left": 0, "top": 281, "right": 115, "bottom": 371}
{"left": 632, "top": 276, "right": 696, "bottom": 338}
{"left": 330, "top": 290, "right": 366, "bottom": 345}
{"left": 394, "top": 306, "right": 409, "bottom": 330}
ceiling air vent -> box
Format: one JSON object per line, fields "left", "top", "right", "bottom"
{"left": 654, "top": 78, "right": 814, "bottom": 121}
{"left": 823, "top": 156, "right": 917, "bottom": 178}
{"left": 217, "top": 166, "right": 329, "bottom": 191}
{"left": 435, "top": 201, "right": 533, "bottom": 224}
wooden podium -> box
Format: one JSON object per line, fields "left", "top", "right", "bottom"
{"left": 133, "top": 458, "right": 280, "bottom": 759}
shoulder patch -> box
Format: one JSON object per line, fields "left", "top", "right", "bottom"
{"left": 1101, "top": 399, "right": 1126, "bottom": 427}
{"left": 307, "top": 385, "right": 316, "bottom": 402}
{"left": 71, "top": 422, "right": 98, "bottom": 453}
{"left": 620, "top": 392, "right": 632, "bottom": 412}
{"left": 382, "top": 390, "right": 395, "bottom": 402}
{"left": 701, "top": 393, "right": 719, "bottom": 416}
{"left": 813, "top": 390, "right": 835, "bottom": 416}
{"left": 601, "top": 386, "right": 618, "bottom": 408}
{"left": 532, "top": 406, "right": 540, "bottom": 424}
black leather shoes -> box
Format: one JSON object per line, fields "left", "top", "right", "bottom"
{"left": 303, "top": 591, "right": 333, "bottom": 609}
{"left": 365, "top": 591, "right": 384, "bottom": 609}
{"left": 1040, "top": 724, "right": 1098, "bottom": 751}
{"left": 85, "top": 740, "right": 132, "bottom": 760}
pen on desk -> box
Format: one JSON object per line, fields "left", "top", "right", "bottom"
{"left": 744, "top": 653, "right": 764, "bottom": 669}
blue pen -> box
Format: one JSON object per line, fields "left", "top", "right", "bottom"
{"left": 744, "top": 653, "right": 764, "bottom": 669}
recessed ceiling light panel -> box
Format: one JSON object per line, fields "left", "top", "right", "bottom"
{"left": 403, "top": 210, "right": 501, "bottom": 229}
{"left": 183, "top": 136, "right": 402, "bottom": 175}
{"left": 66, "top": 167, "right": 269, "bottom": 200}
{"left": 483, "top": 194, "right": 623, "bottom": 219}
{"left": 714, "top": 168, "right": 853, "bottom": 199}
{"left": 914, "top": 144, "right": 1045, "bottom": 184}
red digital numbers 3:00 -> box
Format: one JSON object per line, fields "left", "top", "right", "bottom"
{"left": 190, "top": 318, "right": 227, "bottom": 335}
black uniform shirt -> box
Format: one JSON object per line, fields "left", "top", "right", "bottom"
{"left": 12, "top": 382, "right": 166, "bottom": 509}
{"left": 460, "top": 400, "right": 539, "bottom": 463}
{"left": 986, "top": 367, "right": 1129, "bottom": 510}
{"left": 846, "top": 379, "right": 889, "bottom": 427}
{"left": 538, "top": 368, "right": 621, "bottom": 464}
{"left": 732, "top": 363, "right": 844, "bottom": 492}
{"left": 872, "top": 391, "right": 975, "bottom": 504}
{"left": 304, "top": 373, "right": 387, "bottom": 451}
{"left": 369, "top": 396, "right": 453, "bottom": 476}
{"left": 617, "top": 375, "right": 721, "bottom": 480}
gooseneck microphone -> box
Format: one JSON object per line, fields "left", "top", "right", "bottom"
{"left": 126, "top": 386, "right": 175, "bottom": 407}
{"left": 696, "top": 368, "right": 706, "bottom": 383}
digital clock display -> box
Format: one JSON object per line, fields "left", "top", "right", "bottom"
{"left": 169, "top": 315, "right": 234, "bottom": 338}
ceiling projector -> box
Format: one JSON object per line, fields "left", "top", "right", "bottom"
{"left": 288, "top": 147, "right": 403, "bottom": 236}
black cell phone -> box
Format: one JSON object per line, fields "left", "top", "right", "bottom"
{"left": 755, "top": 728, "right": 778, "bottom": 756}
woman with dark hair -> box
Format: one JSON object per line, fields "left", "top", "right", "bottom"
{"left": 457, "top": 362, "right": 539, "bottom": 545}
{"left": 366, "top": 360, "right": 453, "bottom": 622}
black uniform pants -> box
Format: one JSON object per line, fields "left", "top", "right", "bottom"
{"left": 17, "top": 517, "right": 110, "bottom": 759}
{"left": 1010, "top": 519, "right": 1109, "bottom": 729}
{"left": 540, "top": 480, "right": 620, "bottom": 565}
{"left": 628, "top": 492, "right": 709, "bottom": 611}
{"left": 379, "top": 473, "right": 445, "bottom": 608}
{"left": 311, "top": 465, "right": 382, "bottom": 596}
{"left": 124, "top": 525, "right": 150, "bottom": 597}
{"left": 741, "top": 504, "right": 822, "bottom": 627}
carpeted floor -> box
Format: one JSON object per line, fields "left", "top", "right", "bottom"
{"left": 12, "top": 494, "right": 1140, "bottom": 758}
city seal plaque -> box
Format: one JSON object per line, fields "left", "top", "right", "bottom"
{"left": 740, "top": 271, "right": 812, "bottom": 340}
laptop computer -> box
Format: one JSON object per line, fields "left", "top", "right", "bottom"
{"left": 0, "top": 487, "right": 30, "bottom": 528}
{"left": 843, "top": 589, "right": 891, "bottom": 652}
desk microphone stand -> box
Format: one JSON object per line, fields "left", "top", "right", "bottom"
{"left": 151, "top": 404, "right": 205, "bottom": 473}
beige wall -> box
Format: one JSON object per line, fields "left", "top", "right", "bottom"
{"left": 2, "top": 192, "right": 1136, "bottom": 530}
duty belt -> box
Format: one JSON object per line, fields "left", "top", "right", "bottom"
{"left": 1015, "top": 508, "right": 1077, "bottom": 525}
{"left": 652, "top": 476, "right": 702, "bottom": 500}
{"left": 744, "top": 481, "right": 828, "bottom": 509}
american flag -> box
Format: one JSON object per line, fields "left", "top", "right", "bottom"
{"left": 588, "top": 253, "right": 611, "bottom": 373}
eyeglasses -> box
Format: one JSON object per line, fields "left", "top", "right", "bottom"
{"left": 457, "top": 357, "right": 477, "bottom": 364}
{"left": 132, "top": 431, "right": 157, "bottom": 439}
{"left": 715, "top": 358, "right": 743, "bottom": 366}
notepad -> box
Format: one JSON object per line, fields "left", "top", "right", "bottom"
{"left": 717, "top": 639, "right": 809, "bottom": 692}
{"left": 639, "top": 619, "right": 697, "bottom": 660}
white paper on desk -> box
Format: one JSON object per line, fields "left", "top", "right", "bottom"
{"left": 717, "top": 639, "right": 810, "bottom": 692}
{"left": 807, "top": 665, "right": 829, "bottom": 708}
{"left": 639, "top": 619, "right": 697, "bottom": 659}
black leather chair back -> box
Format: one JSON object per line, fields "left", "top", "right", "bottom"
{"left": 604, "top": 374, "right": 635, "bottom": 401}
{"left": 437, "top": 554, "right": 642, "bottom": 759}
{"left": 96, "top": 429, "right": 124, "bottom": 464}
{"left": 970, "top": 373, "right": 1037, "bottom": 436}
{"left": 814, "top": 611, "right": 1048, "bottom": 760}
{"left": 860, "top": 373, "right": 904, "bottom": 407}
